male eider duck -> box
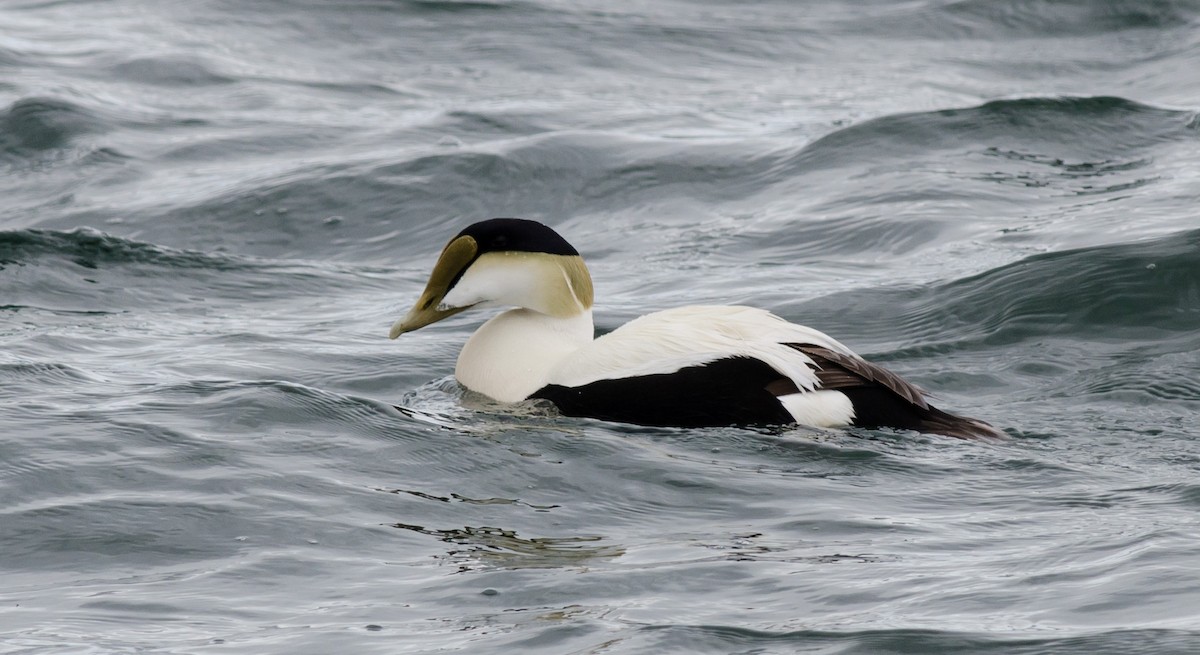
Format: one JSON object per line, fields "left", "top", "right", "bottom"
{"left": 390, "top": 218, "right": 1003, "bottom": 439}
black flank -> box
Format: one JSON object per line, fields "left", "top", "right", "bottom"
{"left": 533, "top": 347, "right": 1003, "bottom": 438}
{"left": 532, "top": 357, "right": 795, "bottom": 428}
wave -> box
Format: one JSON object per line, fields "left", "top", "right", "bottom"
{"left": 942, "top": 0, "right": 1195, "bottom": 36}
{"left": 634, "top": 625, "right": 1200, "bottom": 655}
{"left": 788, "top": 96, "right": 1197, "bottom": 172}
{"left": 0, "top": 44, "right": 29, "bottom": 67}
{"left": 851, "top": 0, "right": 1199, "bottom": 39}
{"left": 796, "top": 227, "right": 1200, "bottom": 348}
{"left": 130, "top": 378, "right": 405, "bottom": 434}
{"left": 721, "top": 95, "right": 1198, "bottom": 263}
{"left": 404, "top": 96, "right": 1196, "bottom": 223}
{"left": 0, "top": 96, "right": 108, "bottom": 157}
{"left": 0, "top": 227, "right": 239, "bottom": 271}
{"left": 107, "top": 55, "right": 235, "bottom": 88}
{"left": 13, "top": 94, "right": 1183, "bottom": 266}
{"left": 932, "top": 227, "right": 1200, "bottom": 342}
{"left": 393, "top": 0, "right": 528, "bottom": 14}
{"left": 0, "top": 227, "right": 377, "bottom": 314}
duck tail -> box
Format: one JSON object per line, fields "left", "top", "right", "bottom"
{"left": 919, "top": 406, "right": 1007, "bottom": 440}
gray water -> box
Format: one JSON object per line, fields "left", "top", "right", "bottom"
{"left": 3, "top": 1, "right": 1200, "bottom": 653}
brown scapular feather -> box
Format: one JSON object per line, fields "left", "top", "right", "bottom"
{"left": 790, "top": 343, "right": 929, "bottom": 410}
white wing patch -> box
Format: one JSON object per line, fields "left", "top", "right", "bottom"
{"left": 778, "top": 390, "right": 856, "bottom": 427}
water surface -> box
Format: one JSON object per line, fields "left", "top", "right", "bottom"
{"left": 3, "top": 1, "right": 1200, "bottom": 653}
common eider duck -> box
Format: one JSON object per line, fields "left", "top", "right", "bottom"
{"left": 390, "top": 218, "right": 1002, "bottom": 439}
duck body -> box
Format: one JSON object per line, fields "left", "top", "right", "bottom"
{"left": 532, "top": 305, "right": 857, "bottom": 429}
{"left": 391, "top": 218, "right": 1002, "bottom": 439}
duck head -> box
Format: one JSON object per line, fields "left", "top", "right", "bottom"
{"left": 389, "top": 218, "right": 594, "bottom": 338}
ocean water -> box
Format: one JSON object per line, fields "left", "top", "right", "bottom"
{"left": 3, "top": 0, "right": 1200, "bottom": 653}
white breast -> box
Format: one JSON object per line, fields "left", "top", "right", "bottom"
{"left": 454, "top": 308, "right": 594, "bottom": 402}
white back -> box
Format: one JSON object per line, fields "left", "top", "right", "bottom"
{"left": 546, "top": 305, "right": 857, "bottom": 390}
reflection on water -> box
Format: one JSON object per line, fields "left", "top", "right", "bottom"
{"left": 391, "top": 522, "right": 624, "bottom": 572}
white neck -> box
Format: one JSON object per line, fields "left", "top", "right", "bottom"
{"left": 454, "top": 308, "right": 594, "bottom": 402}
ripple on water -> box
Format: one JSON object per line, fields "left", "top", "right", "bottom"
{"left": 625, "top": 625, "right": 1200, "bottom": 655}
{"left": 106, "top": 55, "right": 235, "bottom": 88}
{"left": 3, "top": 0, "right": 1200, "bottom": 652}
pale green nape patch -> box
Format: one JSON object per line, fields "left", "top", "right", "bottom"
{"left": 556, "top": 253, "right": 594, "bottom": 312}
{"left": 465, "top": 251, "right": 593, "bottom": 318}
